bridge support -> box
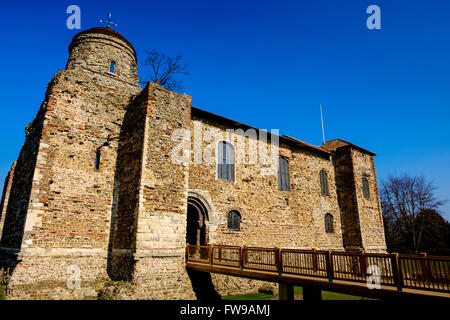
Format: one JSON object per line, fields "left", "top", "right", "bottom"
{"left": 279, "top": 283, "right": 294, "bottom": 300}
{"left": 303, "top": 286, "right": 322, "bottom": 301}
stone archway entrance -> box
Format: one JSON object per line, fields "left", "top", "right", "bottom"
{"left": 186, "top": 197, "right": 208, "bottom": 246}
{"left": 185, "top": 195, "right": 220, "bottom": 300}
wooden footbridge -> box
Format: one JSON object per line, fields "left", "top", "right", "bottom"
{"left": 184, "top": 244, "right": 450, "bottom": 300}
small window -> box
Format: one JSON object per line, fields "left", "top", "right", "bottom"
{"left": 217, "top": 141, "right": 235, "bottom": 181}
{"left": 325, "top": 213, "right": 334, "bottom": 233}
{"left": 320, "top": 170, "right": 329, "bottom": 196}
{"left": 95, "top": 149, "right": 101, "bottom": 170}
{"left": 227, "top": 211, "right": 241, "bottom": 230}
{"left": 362, "top": 177, "right": 370, "bottom": 199}
{"left": 109, "top": 61, "right": 116, "bottom": 74}
{"left": 277, "top": 157, "right": 290, "bottom": 191}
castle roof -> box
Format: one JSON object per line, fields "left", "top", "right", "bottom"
{"left": 69, "top": 27, "right": 137, "bottom": 59}
{"left": 322, "top": 139, "right": 376, "bottom": 156}
{"left": 191, "top": 106, "right": 333, "bottom": 156}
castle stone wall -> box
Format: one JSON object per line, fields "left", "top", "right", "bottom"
{"left": 0, "top": 27, "right": 387, "bottom": 300}
{"left": 188, "top": 116, "right": 345, "bottom": 251}
{"left": 0, "top": 161, "right": 16, "bottom": 238}
{"left": 352, "top": 149, "right": 386, "bottom": 252}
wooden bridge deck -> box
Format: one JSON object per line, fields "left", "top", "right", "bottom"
{"left": 185, "top": 244, "right": 450, "bottom": 300}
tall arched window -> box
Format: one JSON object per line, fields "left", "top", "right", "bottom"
{"left": 217, "top": 141, "right": 235, "bottom": 181}
{"left": 362, "top": 177, "right": 370, "bottom": 199}
{"left": 320, "top": 170, "right": 329, "bottom": 196}
{"left": 325, "top": 213, "right": 334, "bottom": 233}
{"left": 277, "top": 157, "right": 290, "bottom": 191}
{"left": 227, "top": 210, "right": 241, "bottom": 230}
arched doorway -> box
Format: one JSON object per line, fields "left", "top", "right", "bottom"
{"left": 185, "top": 196, "right": 220, "bottom": 300}
{"left": 186, "top": 197, "right": 208, "bottom": 246}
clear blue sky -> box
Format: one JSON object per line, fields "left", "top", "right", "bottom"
{"left": 0, "top": 0, "right": 449, "bottom": 219}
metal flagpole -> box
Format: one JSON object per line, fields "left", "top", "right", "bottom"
{"left": 320, "top": 104, "right": 326, "bottom": 145}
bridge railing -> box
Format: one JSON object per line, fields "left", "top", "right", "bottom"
{"left": 399, "top": 254, "right": 450, "bottom": 292}
{"left": 186, "top": 244, "right": 450, "bottom": 294}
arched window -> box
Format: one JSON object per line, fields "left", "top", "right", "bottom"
{"left": 277, "top": 157, "right": 290, "bottom": 191}
{"left": 362, "top": 177, "right": 370, "bottom": 199}
{"left": 227, "top": 210, "right": 241, "bottom": 230}
{"left": 217, "top": 141, "right": 235, "bottom": 181}
{"left": 320, "top": 170, "right": 329, "bottom": 196}
{"left": 109, "top": 61, "right": 116, "bottom": 74}
{"left": 325, "top": 213, "right": 334, "bottom": 233}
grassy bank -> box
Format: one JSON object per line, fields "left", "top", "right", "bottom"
{"left": 0, "top": 284, "right": 5, "bottom": 300}
{"left": 224, "top": 286, "right": 364, "bottom": 300}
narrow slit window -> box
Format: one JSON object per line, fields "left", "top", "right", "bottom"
{"left": 362, "top": 177, "right": 370, "bottom": 199}
{"left": 320, "top": 170, "right": 329, "bottom": 196}
{"left": 95, "top": 149, "right": 101, "bottom": 170}
{"left": 109, "top": 61, "right": 116, "bottom": 74}
{"left": 217, "top": 141, "right": 235, "bottom": 181}
{"left": 277, "top": 157, "right": 290, "bottom": 191}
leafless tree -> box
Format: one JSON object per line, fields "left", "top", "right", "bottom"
{"left": 142, "top": 49, "right": 189, "bottom": 91}
{"left": 380, "top": 174, "right": 445, "bottom": 254}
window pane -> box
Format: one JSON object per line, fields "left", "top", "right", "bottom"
{"left": 320, "top": 171, "right": 324, "bottom": 194}
{"left": 218, "top": 142, "right": 235, "bottom": 181}
{"left": 233, "top": 212, "right": 239, "bottom": 230}
{"left": 325, "top": 214, "right": 333, "bottom": 233}
{"left": 321, "top": 171, "right": 329, "bottom": 195}
{"left": 278, "top": 157, "right": 289, "bottom": 191}
{"left": 362, "top": 178, "right": 370, "bottom": 199}
{"left": 284, "top": 159, "right": 290, "bottom": 190}
{"left": 109, "top": 61, "right": 116, "bottom": 73}
{"left": 222, "top": 142, "right": 227, "bottom": 178}
{"left": 277, "top": 158, "right": 282, "bottom": 189}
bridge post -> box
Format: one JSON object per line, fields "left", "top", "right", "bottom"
{"left": 303, "top": 286, "right": 322, "bottom": 301}
{"left": 209, "top": 244, "right": 214, "bottom": 266}
{"left": 359, "top": 250, "right": 367, "bottom": 277}
{"left": 326, "top": 250, "right": 334, "bottom": 282}
{"left": 312, "top": 249, "right": 318, "bottom": 272}
{"left": 391, "top": 253, "right": 403, "bottom": 292}
{"left": 420, "top": 253, "right": 432, "bottom": 284}
{"left": 275, "top": 247, "right": 282, "bottom": 275}
{"left": 185, "top": 243, "right": 189, "bottom": 263}
{"left": 240, "top": 246, "right": 244, "bottom": 271}
{"left": 279, "top": 283, "right": 294, "bottom": 300}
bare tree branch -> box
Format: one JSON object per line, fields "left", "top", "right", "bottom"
{"left": 142, "top": 49, "right": 189, "bottom": 92}
{"left": 380, "top": 174, "right": 446, "bottom": 254}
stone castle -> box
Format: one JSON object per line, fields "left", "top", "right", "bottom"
{"left": 0, "top": 27, "right": 386, "bottom": 299}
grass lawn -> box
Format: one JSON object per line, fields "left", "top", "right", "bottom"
{"left": 0, "top": 284, "right": 5, "bottom": 300}
{"left": 224, "top": 286, "right": 365, "bottom": 300}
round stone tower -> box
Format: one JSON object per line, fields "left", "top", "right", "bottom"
{"left": 66, "top": 27, "right": 139, "bottom": 86}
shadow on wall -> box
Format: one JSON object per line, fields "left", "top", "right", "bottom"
{"left": 0, "top": 99, "right": 48, "bottom": 278}
{"left": 187, "top": 268, "right": 222, "bottom": 301}
{"left": 106, "top": 91, "right": 148, "bottom": 281}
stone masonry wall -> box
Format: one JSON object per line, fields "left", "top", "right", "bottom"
{"left": 0, "top": 96, "right": 47, "bottom": 250}
{"left": 0, "top": 26, "right": 387, "bottom": 299}
{"left": 334, "top": 146, "right": 362, "bottom": 250}
{"left": 130, "top": 83, "right": 195, "bottom": 299}
{"left": 0, "top": 161, "right": 16, "bottom": 238}
{"left": 0, "top": 29, "right": 142, "bottom": 299}
{"left": 108, "top": 87, "right": 148, "bottom": 280}
{"left": 188, "top": 116, "right": 345, "bottom": 251}
{"left": 351, "top": 149, "right": 386, "bottom": 252}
